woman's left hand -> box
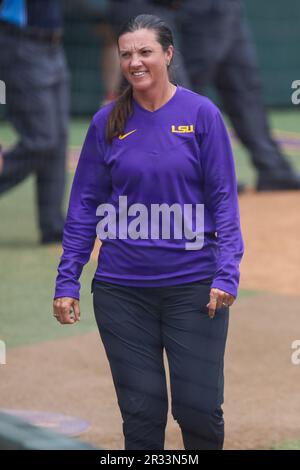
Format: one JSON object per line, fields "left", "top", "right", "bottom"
{"left": 206, "top": 288, "right": 235, "bottom": 319}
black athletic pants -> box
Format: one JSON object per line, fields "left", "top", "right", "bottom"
{"left": 92, "top": 278, "right": 229, "bottom": 450}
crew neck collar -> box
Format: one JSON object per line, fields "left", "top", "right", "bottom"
{"left": 133, "top": 84, "right": 180, "bottom": 115}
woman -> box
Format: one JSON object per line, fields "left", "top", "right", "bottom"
{"left": 53, "top": 14, "right": 244, "bottom": 450}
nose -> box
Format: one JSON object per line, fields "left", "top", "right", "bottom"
{"left": 130, "top": 53, "right": 143, "bottom": 68}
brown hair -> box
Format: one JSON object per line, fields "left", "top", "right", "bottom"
{"left": 106, "top": 14, "right": 175, "bottom": 144}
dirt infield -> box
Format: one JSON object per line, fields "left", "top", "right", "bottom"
{"left": 1, "top": 190, "right": 300, "bottom": 449}
{"left": 238, "top": 190, "right": 300, "bottom": 297}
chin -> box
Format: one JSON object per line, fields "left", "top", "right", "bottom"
{"left": 132, "top": 82, "right": 152, "bottom": 92}
{"left": 127, "top": 77, "right": 153, "bottom": 91}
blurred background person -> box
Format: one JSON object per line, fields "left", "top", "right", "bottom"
{"left": 178, "top": 0, "right": 300, "bottom": 191}
{"left": 100, "top": 0, "right": 300, "bottom": 192}
{"left": 0, "top": 0, "right": 70, "bottom": 244}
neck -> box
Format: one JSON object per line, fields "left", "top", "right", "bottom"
{"left": 133, "top": 81, "right": 177, "bottom": 112}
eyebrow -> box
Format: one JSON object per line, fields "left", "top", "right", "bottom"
{"left": 119, "top": 46, "right": 153, "bottom": 53}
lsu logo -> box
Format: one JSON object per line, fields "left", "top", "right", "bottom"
{"left": 171, "top": 125, "right": 194, "bottom": 134}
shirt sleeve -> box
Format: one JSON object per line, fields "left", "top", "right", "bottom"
{"left": 54, "top": 119, "right": 111, "bottom": 300}
{"left": 199, "top": 109, "right": 244, "bottom": 298}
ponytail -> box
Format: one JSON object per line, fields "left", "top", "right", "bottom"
{"left": 106, "top": 85, "right": 133, "bottom": 144}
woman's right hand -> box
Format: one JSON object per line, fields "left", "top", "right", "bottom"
{"left": 53, "top": 297, "right": 80, "bottom": 325}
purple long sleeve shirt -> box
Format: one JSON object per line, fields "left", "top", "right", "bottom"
{"left": 54, "top": 86, "right": 244, "bottom": 300}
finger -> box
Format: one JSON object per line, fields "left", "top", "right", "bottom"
{"left": 59, "top": 301, "right": 75, "bottom": 324}
{"left": 73, "top": 301, "right": 80, "bottom": 322}
{"left": 222, "top": 295, "right": 231, "bottom": 308}
{"left": 207, "top": 302, "right": 216, "bottom": 318}
{"left": 54, "top": 310, "right": 73, "bottom": 324}
{"left": 222, "top": 294, "right": 235, "bottom": 308}
{"left": 53, "top": 299, "right": 66, "bottom": 316}
{"left": 206, "top": 295, "right": 217, "bottom": 319}
{"left": 60, "top": 311, "right": 75, "bottom": 324}
{"left": 53, "top": 302, "right": 61, "bottom": 321}
{"left": 53, "top": 311, "right": 60, "bottom": 322}
{"left": 59, "top": 316, "right": 75, "bottom": 325}
{"left": 53, "top": 301, "right": 60, "bottom": 316}
{"left": 216, "top": 295, "right": 226, "bottom": 310}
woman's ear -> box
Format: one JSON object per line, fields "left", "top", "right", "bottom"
{"left": 167, "top": 45, "right": 174, "bottom": 64}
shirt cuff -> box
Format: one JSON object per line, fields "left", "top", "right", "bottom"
{"left": 53, "top": 289, "right": 80, "bottom": 301}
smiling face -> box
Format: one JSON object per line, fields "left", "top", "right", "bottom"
{"left": 118, "top": 28, "right": 173, "bottom": 93}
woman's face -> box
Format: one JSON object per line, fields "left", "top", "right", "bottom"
{"left": 118, "top": 28, "right": 173, "bottom": 92}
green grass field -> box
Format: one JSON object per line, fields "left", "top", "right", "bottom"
{"left": 273, "top": 441, "right": 300, "bottom": 450}
{"left": 0, "top": 111, "right": 299, "bottom": 350}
